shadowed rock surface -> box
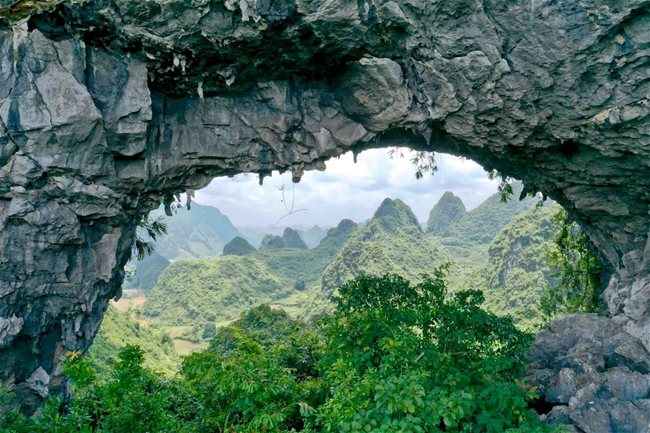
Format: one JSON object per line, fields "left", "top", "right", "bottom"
{"left": 0, "top": 0, "right": 648, "bottom": 425}
{"left": 528, "top": 315, "right": 650, "bottom": 433}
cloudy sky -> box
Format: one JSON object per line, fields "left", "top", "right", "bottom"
{"left": 194, "top": 149, "right": 500, "bottom": 228}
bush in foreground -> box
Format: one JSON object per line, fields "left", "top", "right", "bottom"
{"left": 1, "top": 271, "right": 565, "bottom": 433}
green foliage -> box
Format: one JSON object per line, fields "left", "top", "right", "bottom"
{"left": 144, "top": 219, "right": 357, "bottom": 326}
{"left": 89, "top": 305, "right": 179, "bottom": 378}
{"left": 312, "top": 271, "right": 547, "bottom": 433}
{"left": 184, "top": 305, "right": 324, "bottom": 432}
{"left": 488, "top": 170, "right": 515, "bottom": 203}
{"left": 133, "top": 216, "right": 168, "bottom": 260}
{"left": 202, "top": 323, "right": 217, "bottom": 340}
{"left": 1, "top": 346, "right": 191, "bottom": 433}
{"left": 0, "top": 274, "right": 567, "bottom": 433}
{"left": 388, "top": 148, "right": 438, "bottom": 180}
{"left": 181, "top": 347, "right": 304, "bottom": 432}
{"left": 541, "top": 209, "right": 602, "bottom": 318}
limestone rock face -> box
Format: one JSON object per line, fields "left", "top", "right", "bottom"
{"left": 0, "top": 0, "right": 648, "bottom": 422}
{"left": 528, "top": 315, "right": 650, "bottom": 433}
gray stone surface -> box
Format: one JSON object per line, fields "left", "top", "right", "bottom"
{"left": 25, "top": 367, "right": 50, "bottom": 399}
{"left": 0, "top": 0, "right": 647, "bottom": 426}
{"left": 529, "top": 315, "right": 650, "bottom": 433}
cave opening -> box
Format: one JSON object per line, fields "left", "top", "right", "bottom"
{"left": 1, "top": 1, "right": 649, "bottom": 430}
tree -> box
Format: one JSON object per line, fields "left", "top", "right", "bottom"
{"left": 310, "top": 270, "right": 555, "bottom": 433}
{"left": 202, "top": 323, "right": 217, "bottom": 340}
{"left": 388, "top": 148, "right": 438, "bottom": 179}
{"left": 541, "top": 209, "right": 602, "bottom": 318}
{"left": 133, "top": 216, "right": 168, "bottom": 261}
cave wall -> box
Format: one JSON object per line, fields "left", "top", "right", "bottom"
{"left": 0, "top": 0, "right": 648, "bottom": 421}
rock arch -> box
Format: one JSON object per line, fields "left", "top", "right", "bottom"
{"left": 0, "top": 0, "right": 648, "bottom": 421}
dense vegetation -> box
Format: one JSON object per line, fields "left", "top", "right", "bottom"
{"left": 1, "top": 272, "right": 565, "bottom": 433}
{"left": 89, "top": 306, "right": 179, "bottom": 377}
{"left": 322, "top": 198, "right": 443, "bottom": 294}
{"left": 481, "top": 205, "right": 559, "bottom": 328}
{"left": 540, "top": 209, "right": 602, "bottom": 317}
{"left": 140, "top": 193, "right": 564, "bottom": 333}
{"left": 144, "top": 219, "right": 358, "bottom": 326}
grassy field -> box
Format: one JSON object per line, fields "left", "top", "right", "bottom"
{"left": 113, "top": 295, "right": 147, "bottom": 313}
{"left": 173, "top": 339, "right": 203, "bottom": 355}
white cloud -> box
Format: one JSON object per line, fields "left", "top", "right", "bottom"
{"left": 194, "top": 149, "right": 500, "bottom": 228}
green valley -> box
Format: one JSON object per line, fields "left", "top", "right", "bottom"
{"left": 135, "top": 191, "right": 558, "bottom": 336}
{"left": 142, "top": 218, "right": 358, "bottom": 327}
{"left": 89, "top": 306, "right": 179, "bottom": 377}
{"left": 96, "top": 189, "right": 564, "bottom": 381}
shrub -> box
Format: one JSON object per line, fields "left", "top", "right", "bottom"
{"left": 541, "top": 209, "right": 602, "bottom": 318}
{"left": 309, "top": 270, "right": 552, "bottom": 433}
{"left": 0, "top": 272, "right": 565, "bottom": 433}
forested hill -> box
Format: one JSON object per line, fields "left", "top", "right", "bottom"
{"left": 321, "top": 198, "right": 443, "bottom": 293}
{"left": 431, "top": 183, "right": 538, "bottom": 244}
{"left": 143, "top": 218, "right": 358, "bottom": 326}
{"left": 149, "top": 203, "right": 243, "bottom": 259}
{"left": 426, "top": 191, "right": 467, "bottom": 235}
{"left": 481, "top": 204, "right": 559, "bottom": 328}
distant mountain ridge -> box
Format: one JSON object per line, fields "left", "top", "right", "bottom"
{"left": 426, "top": 191, "right": 467, "bottom": 235}
{"left": 239, "top": 225, "right": 329, "bottom": 249}
{"left": 428, "top": 183, "right": 537, "bottom": 244}
{"left": 260, "top": 228, "right": 308, "bottom": 250}
{"left": 321, "top": 198, "right": 442, "bottom": 294}
{"left": 139, "top": 188, "right": 556, "bottom": 330}
{"left": 127, "top": 204, "right": 334, "bottom": 291}
{"left": 150, "top": 203, "right": 243, "bottom": 259}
